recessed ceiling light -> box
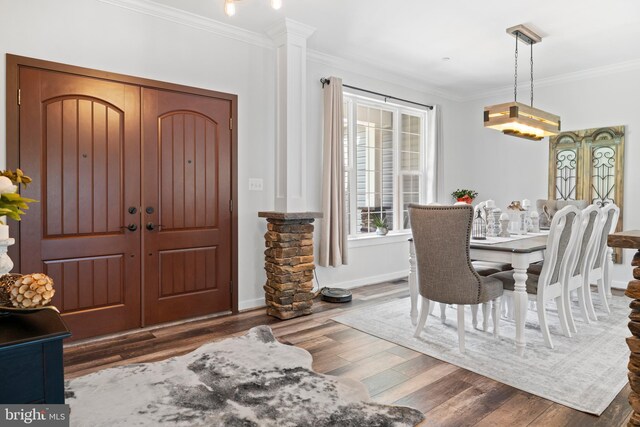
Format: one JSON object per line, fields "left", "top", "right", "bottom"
{"left": 442, "top": 57, "right": 451, "bottom": 61}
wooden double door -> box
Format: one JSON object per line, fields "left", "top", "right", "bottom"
{"left": 15, "top": 62, "right": 235, "bottom": 339}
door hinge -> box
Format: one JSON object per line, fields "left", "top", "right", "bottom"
{"left": 229, "top": 117, "right": 232, "bottom": 130}
{"left": 17, "top": 89, "right": 21, "bottom": 106}
{"left": 229, "top": 200, "right": 233, "bottom": 212}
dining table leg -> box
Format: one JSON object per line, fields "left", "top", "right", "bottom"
{"left": 409, "top": 239, "right": 418, "bottom": 326}
{"left": 512, "top": 261, "right": 530, "bottom": 357}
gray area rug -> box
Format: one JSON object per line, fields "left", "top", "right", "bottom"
{"left": 332, "top": 295, "right": 630, "bottom": 415}
{"left": 65, "top": 325, "right": 424, "bottom": 426}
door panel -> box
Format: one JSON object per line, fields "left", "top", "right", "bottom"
{"left": 142, "top": 88, "right": 232, "bottom": 325}
{"left": 19, "top": 68, "right": 141, "bottom": 339}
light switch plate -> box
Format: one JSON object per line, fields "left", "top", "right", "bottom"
{"left": 248, "top": 178, "right": 263, "bottom": 191}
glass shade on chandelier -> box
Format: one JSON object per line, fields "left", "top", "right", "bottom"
{"left": 484, "top": 102, "right": 561, "bottom": 141}
{"left": 224, "top": 0, "right": 236, "bottom": 16}
{"left": 224, "top": 0, "right": 283, "bottom": 16}
{"left": 484, "top": 24, "right": 560, "bottom": 141}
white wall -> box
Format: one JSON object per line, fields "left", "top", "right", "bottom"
{"left": 453, "top": 68, "right": 640, "bottom": 287}
{"left": 0, "top": 0, "right": 462, "bottom": 310}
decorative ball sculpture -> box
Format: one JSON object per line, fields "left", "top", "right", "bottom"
{"left": 0, "top": 273, "right": 21, "bottom": 306}
{"left": 9, "top": 273, "right": 55, "bottom": 308}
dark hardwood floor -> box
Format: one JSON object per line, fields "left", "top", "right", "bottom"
{"left": 63, "top": 279, "right": 632, "bottom": 426}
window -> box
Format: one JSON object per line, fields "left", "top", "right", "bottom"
{"left": 343, "top": 94, "right": 428, "bottom": 236}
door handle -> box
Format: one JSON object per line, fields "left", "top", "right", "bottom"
{"left": 121, "top": 223, "right": 138, "bottom": 232}
{"left": 146, "top": 222, "right": 164, "bottom": 231}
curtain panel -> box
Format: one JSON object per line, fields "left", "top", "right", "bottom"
{"left": 319, "top": 77, "right": 348, "bottom": 267}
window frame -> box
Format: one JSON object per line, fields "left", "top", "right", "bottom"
{"left": 343, "top": 93, "right": 429, "bottom": 238}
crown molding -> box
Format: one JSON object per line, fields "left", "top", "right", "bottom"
{"left": 465, "top": 57, "right": 640, "bottom": 101}
{"left": 97, "top": 0, "right": 275, "bottom": 49}
{"left": 307, "top": 49, "right": 463, "bottom": 102}
{"left": 266, "top": 18, "right": 316, "bottom": 41}
{"left": 97, "top": 0, "right": 640, "bottom": 104}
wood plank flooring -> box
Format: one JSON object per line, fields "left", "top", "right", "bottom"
{"left": 63, "top": 279, "right": 632, "bottom": 426}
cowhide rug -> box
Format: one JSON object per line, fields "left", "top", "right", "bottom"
{"left": 65, "top": 325, "right": 424, "bottom": 426}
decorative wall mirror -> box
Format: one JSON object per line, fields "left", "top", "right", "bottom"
{"left": 548, "top": 126, "right": 625, "bottom": 263}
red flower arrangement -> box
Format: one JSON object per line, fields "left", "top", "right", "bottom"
{"left": 451, "top": 189, "right": 478, "bottom": 204}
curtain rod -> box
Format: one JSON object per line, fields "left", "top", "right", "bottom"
{"left": 320, "top": 77, "right": 433, "bottom": 110}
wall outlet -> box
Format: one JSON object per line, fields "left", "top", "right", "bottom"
{"left": 248, "top": 178, "right": 263, "bottom": 191}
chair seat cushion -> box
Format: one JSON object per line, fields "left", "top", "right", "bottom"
{"left": 472, "top": 261, "right": 513, "bottom": 272}
{"left": 478, "top": 276, "right": 503, "bottom": 302}
{"left": 489, "top": 271, "right": 540, "bottom": 295}
{"left": 527, "top": 262, "right": 543, "bottom": 275}
{"left": 473, "top": 265, "right": 500, "bottom": 277}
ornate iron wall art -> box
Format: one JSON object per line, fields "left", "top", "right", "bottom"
{"left": 555, "top": 148, "right": 578, "bottom": 200}
{"left": 548, "top": 126, "right": 625, "bottom": 263}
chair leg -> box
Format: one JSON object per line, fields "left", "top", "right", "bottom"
{"left": 506, "top": 295, "right": 515, "bottom": 321}
{"left": 537, "top": 297, "right": 554, "bottom": 349}
{"left": 584, "top": 278, "right": 598, "bottom": 321}
{"left": 492, "top": 297, "right": 500, "bottom": 339}
{"left": 576, "top": 284, "right": 591, "bottom": 325}
{"left": 555, "top": 296, "right": 572, "bottom": 338}
{"left": 440, "top": 303, "right": 447, "bottom": 324}
{"left": 482, "top": 302, "right": 490, "bottom": 332}
{"left": 597, "top": 279, "right": 611, "bottom": 315}
{"left": 501, "top": 295, "right": 508, "bottom": 317}
{"left": 605, "top": 248, "right": 613, "bottom": 300}
{"left": 457, "top": 304, "right": 465, "bottom": 353}
{"left": 471, "top": 304, "right": 478, "bottom": 329}
{"left": 564, "top": 287, "right": 578, "bottom": 334}
{"left": 428, "top": 299, "right": 435, "bottom": 315}
{"left": 413, "top": 297, "right": 431, "bottom": 338}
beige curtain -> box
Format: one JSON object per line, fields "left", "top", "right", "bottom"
{"left": 319, "top": 77, "right": 348, "bottom": 267}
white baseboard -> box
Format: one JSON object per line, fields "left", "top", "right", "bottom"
{"left": 320, "top": 270, "right": 408, "bottom": 290}
{"left": 238, "top": 270, "right": 409, "bottom": 312}
{"left": 612, "top": 280, "right": 628, "bottom": 290}
{"left": 239, "top": 297, "right": 266, "bottom": 311}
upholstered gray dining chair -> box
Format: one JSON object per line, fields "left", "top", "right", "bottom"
{"left": 409, "top": 204, "right": 503, "bottom": 353}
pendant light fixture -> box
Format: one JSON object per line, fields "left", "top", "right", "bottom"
{"left": 224, "top": 0, "right": 283, "bottom": 17}
{"left": 484, "top": 25, "right": 560, "bottom": 141}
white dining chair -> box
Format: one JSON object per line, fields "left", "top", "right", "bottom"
{"left": 490, "top": 205, "right": 581, "bottom": 349}
{"left": 563, "top": 204, "right": 602, "bottom": 331}
{"left": 585, "top": 203, "right": 620, "bottom": 316}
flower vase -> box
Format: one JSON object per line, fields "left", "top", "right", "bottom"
{"left": 0, "top": 225, "right": 15, "bottom": 275}
{"left": 376, "top": 226, "right": 389, "bottom": 236}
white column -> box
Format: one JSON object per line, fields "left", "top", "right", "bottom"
{"left": 267, "top": 19, "right": 316, "bottom": 212}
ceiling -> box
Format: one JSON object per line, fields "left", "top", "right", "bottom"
{"left": 150, "top": 0, "right": 640, "bottom": 99}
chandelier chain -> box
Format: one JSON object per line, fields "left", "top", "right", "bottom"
{"left": 514, "top": 34, "right": 518, "bottom": 102}
{"left": 530, "top": 42, "right": 534, "bottom": 107}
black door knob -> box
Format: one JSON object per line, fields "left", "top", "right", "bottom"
{"left": 146, "top": 222, "right": 155, "bottom": 231}
{"left": 122, "top": 223, "right": 137, "bottom": 232}
{"left": 128, "top": 207, "right": 137, "bottom": 214}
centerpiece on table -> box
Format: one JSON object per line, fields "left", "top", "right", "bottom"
{"left": 0, "top": 169, "right": 55, "bottom": 312}
{"left": 451, "top": 189, "right": 478, "bottom": 204}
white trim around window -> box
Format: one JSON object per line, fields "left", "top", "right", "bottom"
{"left": 343, "top": 92, "right": 431, "bottom": 238}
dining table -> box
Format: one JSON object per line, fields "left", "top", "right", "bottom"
{"left": 408, "top": 233, "right": 549, "bottom": 356}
